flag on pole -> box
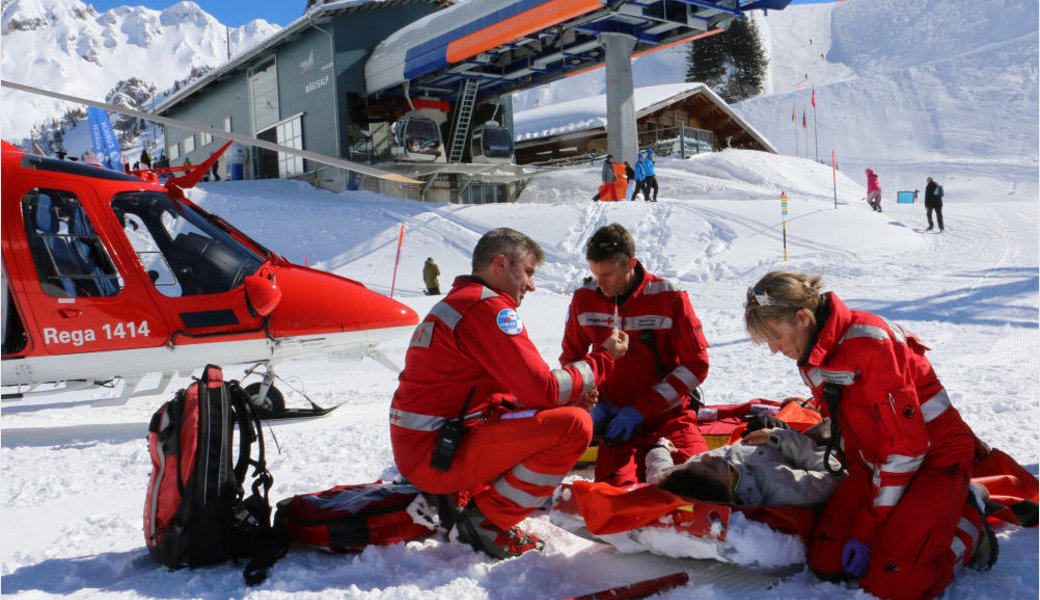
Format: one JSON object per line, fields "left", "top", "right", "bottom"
{"left": 802, "top": 109, "right": 807, "bottom": 129}
{"left": 811, "top": 87, "right": 816, "bottom": 108}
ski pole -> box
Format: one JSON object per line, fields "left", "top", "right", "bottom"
{"left": 563, "top": 571, "right": 689, "bottom": 600}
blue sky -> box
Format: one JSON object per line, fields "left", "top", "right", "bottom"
{"left": 86, "top": 0, "right": 834, "bottom": 28}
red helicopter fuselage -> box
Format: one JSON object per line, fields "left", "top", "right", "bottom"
{"left": 1, "top": 141, "right": 419, "bottom": 403}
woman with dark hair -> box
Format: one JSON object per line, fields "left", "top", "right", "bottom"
{"left": 743, "top": 271, "right": 995, "bottom": 600}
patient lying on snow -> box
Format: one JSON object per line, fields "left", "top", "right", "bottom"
{"left": 645, "top": 425, "right": 844, "bottom": 508}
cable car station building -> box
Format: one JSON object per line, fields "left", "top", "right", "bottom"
{"left": 157, "top": 0, "right": 790, "bottom": 204}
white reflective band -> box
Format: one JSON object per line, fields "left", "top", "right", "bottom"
{"left": 512, "top": 463, "right": 566, "bottom": 488}
{"left": 626, "top": 314, "right": 672, "bottom": 330}
{"left": 480, "top": 286, "right": 497, "bottom": 300}
{"left": 950, "top": 536, "right": 967, "bottom": 561}
{"left": 880, "top": 317, "right": 907, "bottom": 344}
{"left": 670, "top": 365, "right": 700, "bottom": 389}
{"left": 493, "top": 477, "right": 551, "bottom": 508}
{"left": 409, "top": 321, "right": 435, "bottom": 348}
{"left": 956, "top": 516, "right": 980, "bottom": 548}
{"left": 552, "top": 368, "right": 573, "bottom": 404}
{"left": 653, "top": 381, "right": 681, "bottom": 406}
{"left": 920, "top": 388, "right": 951, "bottom": 423}
{"left": 841, "top": 324, "right": 890, "bottom": 343}
{"left": 388, "top": 407, "right": 483, "bottom": 431}
{"left": 881, "top": 452, "right": 925, "bottom": 475}
{"left": 644, "top": 280, "right": 682, "bottom": 295}
{"left": 806, "top": 367, "right": 856, "bottom": 387}
{"left": 577, "top": 312, "right": 615, "bottom": 328}
{"left": 874, "top": 484, "right": 907, "bottom": 508}
{"left": 568, "top": 360, "right": 596, "bottom": 395}
{"left": 430, "top": 301, "right": 463, "bottom": 330}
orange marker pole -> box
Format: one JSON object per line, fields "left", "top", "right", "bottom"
{"left": 389, "top": 223, "right": 404, "bottom": 298}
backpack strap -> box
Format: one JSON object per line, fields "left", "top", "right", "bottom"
{"left": 225, "top": 378, "right": 287, "bottom": 585}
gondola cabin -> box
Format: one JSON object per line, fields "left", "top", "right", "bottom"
{"left": 470, "top": 121, "right": 513, "bottom": 164}
{"left": 390, "top": 112, "right": 443, "bottom": 162}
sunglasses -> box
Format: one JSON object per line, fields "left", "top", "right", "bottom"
{"left": 746, "top": 287, "right": 795, "bottom": 308}
{"left": 587, "top": 239, "right": 622, "bottom": 253}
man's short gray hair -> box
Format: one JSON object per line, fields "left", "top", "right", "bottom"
{"left": 472, "top": 228, "right": 545, "bottom": 273}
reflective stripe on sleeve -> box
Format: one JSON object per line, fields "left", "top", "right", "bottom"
{"left": 568, "top": 360, "right": 596, "bottom": 395}
{"left": 881, "top": 452, "right": 926, "bottom": 475}
{"left": 670, "top": 365, "right": 700, "bottom": 389}
{"left": 652, "top": 381, "right": 681, "bottom": 407}
{"left": 551, "top": 368, "right": 573, "bottom": 405}
{"left": 920, "top": 388, "right": 952, "bottom": 423}
{"left": 874, "top": 484, "right": 907, "bottom": 508}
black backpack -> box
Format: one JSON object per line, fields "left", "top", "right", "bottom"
{"left": 144, "top": 364, "right": 286, "bottom": 585}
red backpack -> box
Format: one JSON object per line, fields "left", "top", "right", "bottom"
{"left": 144, "top": 365, "right": 286, "bottom": 584}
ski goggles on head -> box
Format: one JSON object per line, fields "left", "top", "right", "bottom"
{"left": 746, "top": 287, "right": 796, "bottom": 309}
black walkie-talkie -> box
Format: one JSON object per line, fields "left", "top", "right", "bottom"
{"left": 429, "top": 387, "right": 475, "bottom": 472}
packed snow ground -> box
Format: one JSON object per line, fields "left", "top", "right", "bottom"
{"left": 2, "top": 149, "right": 1037, "bottom": 599}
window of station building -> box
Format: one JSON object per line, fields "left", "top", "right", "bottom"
{"left": 201, "top": 131, "right": 213, "bottom": 146}
{"left": 224, "top": 116, "right": 232, "bottom": 132}
{"left": 275, "top": 114, "right": 304, "bottom": 177}
{"left": 249, "top": 58, "right": 280, "bottom": 133}
{"left": 169, "top": 143, "right": 180, "bottom": 161}
{"left": 22, "top": 188, "right": 123, "bottom": 298}
{"left": 183, "top": 135, "right": 196, "bottom": 154}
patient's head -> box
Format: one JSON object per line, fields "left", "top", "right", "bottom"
{"left": 657, "top": 454, "right": 734, "bottom": 502}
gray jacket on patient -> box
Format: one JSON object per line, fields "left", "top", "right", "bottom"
{"left": 645, "top": 428, "right": 843, "bottom": 507}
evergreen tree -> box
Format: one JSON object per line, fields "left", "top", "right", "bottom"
{"left": 686, "top": 16, "right": 767, "bottom": 103}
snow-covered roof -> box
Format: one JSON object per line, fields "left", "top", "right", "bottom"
{"left": 513, "top": 82, "right": 777, "bottom": 153}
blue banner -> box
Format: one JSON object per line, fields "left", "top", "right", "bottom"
{"left": 86, "top": 107, "right": 123, "bottom": 170}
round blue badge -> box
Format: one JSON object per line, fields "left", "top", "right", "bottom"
{"left": 496, "top": 308, "right": 524, "bottom": 335}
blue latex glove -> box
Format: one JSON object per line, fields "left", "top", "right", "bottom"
{"left": 841, "top": 539, "right": 871, "bottom": 578}
{"left": 589, "top": 402, "right": 615, "bottom": 429}
{"left": 603, "top": 406, "right": 644, "bottom": 445}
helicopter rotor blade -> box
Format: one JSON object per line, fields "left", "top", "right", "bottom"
{"left": 1, "top": 79, "right": 421, "bottom": 184}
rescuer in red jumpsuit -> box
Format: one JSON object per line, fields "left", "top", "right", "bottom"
{"left": 560, "top": 223, "right": 710, "bottom": 486}
{"left": 743, "top": 270, "right": 997, "bottom": 600}
{"left": 390, "top": 227, "right": 629, "bottom": 560}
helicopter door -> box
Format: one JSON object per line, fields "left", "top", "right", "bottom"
{"left": 11, "top": 185, "right": 171, "bottom": 357}
{"left": 109, "top": 190, "right": 266, "bottom": 338}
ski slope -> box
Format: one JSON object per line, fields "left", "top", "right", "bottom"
{"left": 2, "top": 149, "right": 1037, "bottom": 599}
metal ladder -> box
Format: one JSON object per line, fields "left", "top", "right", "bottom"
{"left": 447, "top": 79, "right": 480, "bottom": 163}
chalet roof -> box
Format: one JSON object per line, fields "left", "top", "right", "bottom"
{"left": 513, "top": 82, "right": 777, "bottom": 153}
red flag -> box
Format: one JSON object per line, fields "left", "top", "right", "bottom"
{"left": 811, "top": 87, "right": 816, "bottom": 108}
{"left": 802, "top": 109, "right": 807, "bottom": 129}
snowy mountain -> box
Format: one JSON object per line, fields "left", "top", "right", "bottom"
{"left": 0, "top": 0, "right": 280, "bottom": 141}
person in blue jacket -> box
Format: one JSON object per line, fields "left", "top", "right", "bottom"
{"left": 632, "top": 153, "right": 648, "bottom": 201}
{"left": 642, "top": 149, "right": 659, "bottom": 202}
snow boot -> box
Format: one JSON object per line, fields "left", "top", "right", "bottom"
{"left": 968, "top": 521, "right": 999, "bottom": 571}
{"left": 453, "top": 502, "right": 543, "bottom": 559}
{"left": 421, "top": 492, "right": 464, "bottom": 533}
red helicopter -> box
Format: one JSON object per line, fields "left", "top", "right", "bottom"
{"left": 1, "top": 139, "right": 419, "bottom": 416}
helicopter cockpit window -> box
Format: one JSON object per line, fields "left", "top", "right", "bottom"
{"left": 111, "top": 191, "right": 264, "bottom": 296}
{"left": 22, "top": 189, "right": 123, "bottom": 298}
